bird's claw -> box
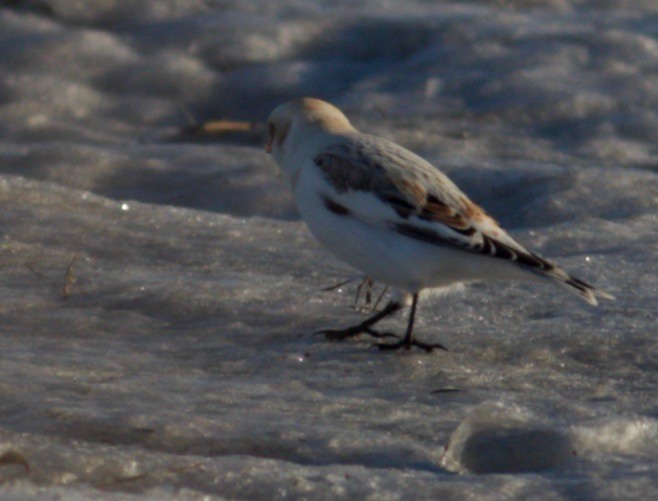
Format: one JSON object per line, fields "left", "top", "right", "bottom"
{"left": 316, "top": 326, "right": 400, "bottom": 341}
{"left": 362, "top": 327, "right": 399, "bottom": 339}
{"left": 375, "top": 339, "right": 448, "bottom": 353}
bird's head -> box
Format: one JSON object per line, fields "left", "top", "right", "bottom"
{"left": 265, "top": 98, "right": 355, "bottom": 161}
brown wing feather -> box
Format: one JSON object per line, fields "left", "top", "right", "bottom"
{"left": 313, "top": 136, "right": 613, "bottom": 305}
{"left": 314, "top": 141, "right": 499, "bottom": 238}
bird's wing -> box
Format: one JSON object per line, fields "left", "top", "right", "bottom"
{"left": 313, "top": 136, "right": 554, "bottom": 272}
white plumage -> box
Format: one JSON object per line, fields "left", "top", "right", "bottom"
{"left": 266, "top": 97, "right": 613, "bottom": 352}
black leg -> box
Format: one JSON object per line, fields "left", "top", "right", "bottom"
{"left": 354, "top": 277, "right": 373, "bottom": 310}
{"left": 317, "top": 300, "right": 402, "bottom": 340}
{"left": 377, "top": 293, "right": 448, "bottom": 353}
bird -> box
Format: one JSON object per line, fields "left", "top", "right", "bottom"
{"left": 265, "top": 97, "right": 614, "bottom": 353}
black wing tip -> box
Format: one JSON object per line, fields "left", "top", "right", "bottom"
{"left": 536, "top": 268, "right": 615, "bottom": 306}
{"left": 391, "top": 221, "right": 616, "bottom": 306}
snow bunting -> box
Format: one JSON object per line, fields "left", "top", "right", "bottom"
{"left": 265, "top": 98, "right": 614, "bottom": 352}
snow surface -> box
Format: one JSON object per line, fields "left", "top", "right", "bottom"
{"left": 0, "top": 0, "right": 656, "bottom": 498}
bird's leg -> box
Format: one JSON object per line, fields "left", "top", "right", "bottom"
{"left": 353, "top": 277, "right": 373, "bottom": 310}
{"left": 376, "top": 293, "right": 448, "bottom": 353}
{"left": 322, "top": 277, "right": 357, "bottom": 292}
{"left": 364, "top": 278, "right": 373, "bottom": 307}
{"left": 318, "top": 300, "right": 402, "bottom": 340}
{"left": 372, "top": 285, "right": 389, "bottom": 310}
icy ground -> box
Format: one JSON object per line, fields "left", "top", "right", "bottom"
{"left": 0, "top": 0, "right": 657, "bottom": 499}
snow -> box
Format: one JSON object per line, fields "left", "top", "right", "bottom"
{"left": 0, "top": 0, "right": 656, "bottom": 498}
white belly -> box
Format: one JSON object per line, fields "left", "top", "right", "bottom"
{"left": 293, "top": 165, "right": 536, "bottom": 293}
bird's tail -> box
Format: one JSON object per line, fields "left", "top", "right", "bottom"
{"left": 529, "top": 258, "right": 615, "bottom": 306}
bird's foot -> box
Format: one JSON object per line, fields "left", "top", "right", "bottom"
{"left": 375, "top": 338, "right": 448, "bottom": 354}
{"left": 315, "top": 300, "right": 403, "bottom": 342}
{"left": 318, "top": 325, "right": 399, "bottom": 341}
{"left": 362, "top": 327, "right": 399, "bottom": 339}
